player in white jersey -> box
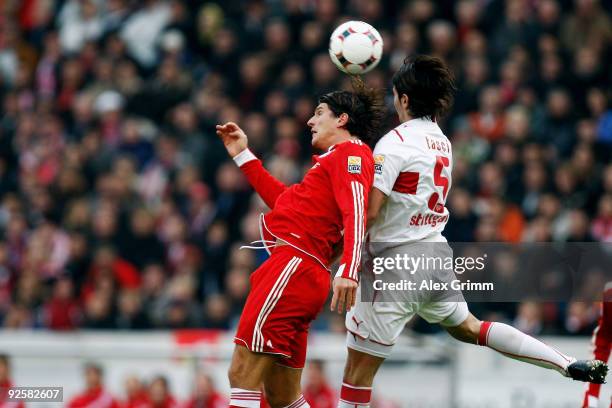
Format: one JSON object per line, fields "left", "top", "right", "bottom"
{"left": 336, "top": 56, "right": 607, "bottom": 408}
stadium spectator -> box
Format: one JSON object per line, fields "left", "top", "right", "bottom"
{"left": 42, "top": 275, "right": 81, "bottom": 330}
{"left": 68, "top": 363, "right": 119, "bottom": 408}
{"left": 0, "top": 354, "right": 24, "bottom": 408}
{"left": 303, "top": 360, "right": 337, "bottom": 408}
{"left": 122, "top": 375, "right": 149, "bottom": 408}
{"left": 184, "top": 372, "right": 227, "bottom": 408}
{"left": 147, "top": 375, "right": 179, "bottom": 408}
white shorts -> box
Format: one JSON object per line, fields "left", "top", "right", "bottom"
{"left": 345, "top": 240, "right": 470, "bottom": 359}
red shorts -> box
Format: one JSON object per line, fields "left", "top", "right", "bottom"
{"left": 234, "top": 245, "right": 330, "bottom": 368}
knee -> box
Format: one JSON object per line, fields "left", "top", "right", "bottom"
{"left": 446, "top": 314, "right": 482, "bottom": 344}
{"left": 228, "top": 356, "right": 253, "bottom": 388}
{"left": 227, "top": 362, "right": 244, "bottom": 387}
{"left": 465, "top": 315, "right": 482, "bottom": 339}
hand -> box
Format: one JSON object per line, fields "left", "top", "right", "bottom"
{"left": 215, "top": 122, "right": 248, "bottom": 157}
{"left": 330, "top": 276, "right": 358, "bottom": 314}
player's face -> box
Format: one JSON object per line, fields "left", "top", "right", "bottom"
{"left": 307, "top": 103, "right": 342, "bottom": 150}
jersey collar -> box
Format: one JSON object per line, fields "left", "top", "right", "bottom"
{"left": 327, "top": 137, "right": 361, "bottom": 151}
{"left": 402, "top": 117, "right": 437, "bottom": 127}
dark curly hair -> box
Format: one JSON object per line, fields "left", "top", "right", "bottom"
{"left": 392, "top": 55, "right": 456, "bottom": 120}
{"left": 318, "top": 77, "right": 386, "bottom": 148}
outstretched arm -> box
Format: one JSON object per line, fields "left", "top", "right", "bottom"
{"left": 216, "top": 122, "right": 287, "bottom": 209}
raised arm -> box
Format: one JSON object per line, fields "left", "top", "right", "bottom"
{"left": 216, "top": 122, "right": 287, "bottom": 209}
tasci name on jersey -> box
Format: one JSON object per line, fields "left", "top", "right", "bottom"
{"left": 425, "top": 136, "right": 450, "bottom": 153}
{"left": 347, "top": 156, "right": 362, "bottom": 174}
{"left": 374, "top": 155, "right": 384, "bottom": 175}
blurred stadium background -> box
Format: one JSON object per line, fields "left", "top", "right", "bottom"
{"left": 0, "top": 0, "right": 610, "bottom": 406}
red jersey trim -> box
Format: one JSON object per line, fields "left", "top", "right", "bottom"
{"left": 234, "top": 336, "right": 291, "bottom": 359}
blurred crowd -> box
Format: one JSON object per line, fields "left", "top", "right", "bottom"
{"left": 67, "top": 363, "right": 230, "bottom": 408}
{"left": 0, "top": 0, "right": 610, "bottom": 335}
{"left": 0, "top": 354, "right": 345, "bottom": 408}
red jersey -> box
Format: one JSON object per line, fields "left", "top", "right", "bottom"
{"left": 0, "top": 380, "right": 24, "bottom": 408}
{"left": 303, "top": 382, "right": 337, "bottom": 408}
{"left": 68, "top": 386, "right": 119, "bottom": 408}
{"left": 236, "top": 140, "right": 373, "bottom": 281}
{"left": 121, "top": 391, "right": 149, "bottom": 408}
{"left": 583, "top": 283, "right": 612, "bottom": 408}
{"left": 147, "top": 396, "right": 179, "bottom": 408}
{"left": 182, "top": 392, "right": 227, "bottom": 408}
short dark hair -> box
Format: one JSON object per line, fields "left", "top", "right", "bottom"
{"left": 84, "top": 362, "right": 103, "bottom": 376}
{"left": 392, "top": 55, "right": 456, "bottom": 120}
{"left": 318, "top": 77, "right": 386, "bottom": 148}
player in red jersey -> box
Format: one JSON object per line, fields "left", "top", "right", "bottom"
{"left": 303, "top": 360, "right": 337, "bottom": 408}
{"left": 184, "top": 372, "right": 228, "bottom": 408}
{"left": 217, "top": 79, "right": 386, "bottom": 408}
{"left": 122, "top": 375, "right": 149, "bottom": 408}
{"left": 335, "top": 56, "right": 608, "bottom": 408}
{"left": 584, "top": 283, "right": 612, "bottom": 408}
{"left": 68, "top": 363, "right": 119, "bottom": 408}
{"left": 0, "top": 355, "right": 24, "bottom": 408}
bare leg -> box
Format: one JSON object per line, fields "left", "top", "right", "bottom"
{"left": 228, "top": 344, "right": 277, "bottom": 407}
{"left": 337, "top": 347, "right": 385, "bottom": 407}
{"left": 445, "top": 313, "right": 608, "bottom": 383}
{"left": 264, "top": 363, "right": 307, "bottom": 408}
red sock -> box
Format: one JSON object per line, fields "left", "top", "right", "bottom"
{"left": 477, "top": 321, "right": 493, "bottom": 346}
{"left": 339, "top": 382, "right": 372, "bottom": 407}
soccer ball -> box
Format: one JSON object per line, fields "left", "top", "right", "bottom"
{"left": 329, "top": 21, "right": 383, "bottom": 75}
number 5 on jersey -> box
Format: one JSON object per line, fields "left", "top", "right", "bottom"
{"left": 428, "top": 155, "right": 450, "bottom": 214}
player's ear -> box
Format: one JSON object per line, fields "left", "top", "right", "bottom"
{"left": 337, "top": 112, "right": 349, "bottom": 127}
{"left": 401, "top": 94, "right": 409, "bottom": 110}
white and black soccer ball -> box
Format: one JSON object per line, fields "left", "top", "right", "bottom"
{"left": 329, "top": 21, "right": 383, "bottom": 75}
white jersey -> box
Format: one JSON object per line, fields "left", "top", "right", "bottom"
{"left": 368, "top": 117, "right": 452, "bottom": 243}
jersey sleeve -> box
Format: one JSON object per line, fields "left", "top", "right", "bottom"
{"left": 326, "top": 144, "right": 374, "bottom": 282}
{"left": 233, "top": 149, "right": 288, "bottom": 209}
{"left": 372, "top": 135, "right": 405, "bottom": 196}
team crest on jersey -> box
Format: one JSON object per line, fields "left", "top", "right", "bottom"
{"left": 374, "top": 155, "right": 385, "bottom": 175}
{"left": 347, "top": 156, "right": 362, "bottom": 174}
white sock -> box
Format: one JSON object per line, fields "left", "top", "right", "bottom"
{"left": 283, "top": 395, "right": 310, "bottom": 408}
{"left": 338, "top": 402, "right": 369, "bottom": 408}
{"left": 479, "top": 321, "right": 575, "bottom": 375}
{"left": 229, "top": 388, "right": 261, "bottom": 408}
